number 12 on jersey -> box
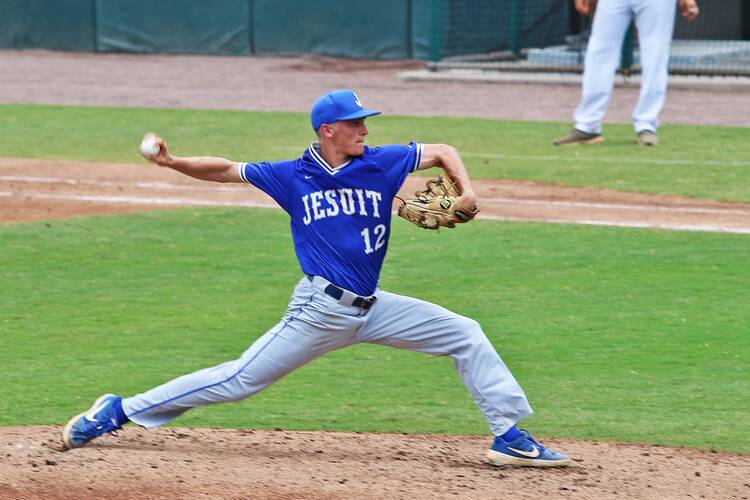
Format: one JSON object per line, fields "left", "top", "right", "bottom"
{"left": 361, "top": 224, "right": 386, "bottom": 254}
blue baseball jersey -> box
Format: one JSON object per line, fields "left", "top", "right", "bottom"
{"left": 239, "top": 142, "right": 423, "bottom": 296}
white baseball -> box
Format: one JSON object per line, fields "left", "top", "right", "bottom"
{"left": 140, "top": 137, "right": 160, "bottom": 157}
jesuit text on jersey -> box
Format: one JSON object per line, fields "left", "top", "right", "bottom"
{"left": 301, "top": 189, "right": 383, "bottom": 225}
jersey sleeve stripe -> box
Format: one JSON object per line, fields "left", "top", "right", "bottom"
{"left": 412, "top": 143, "right": 423, "bottom": 172}
{"left": 238, "top": 163, "right": 251, "bottom": 184}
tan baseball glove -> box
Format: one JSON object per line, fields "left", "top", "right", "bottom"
{"left": 397, "top": 175, "right": 479, "bottom": 230}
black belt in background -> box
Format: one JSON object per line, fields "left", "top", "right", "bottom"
{"left": 306, "top": 275, "right": 377, "bottom": 310}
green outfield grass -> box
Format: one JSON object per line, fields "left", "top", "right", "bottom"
{"left": 1, "top": 104, "right": 749, "bottom": 201}
{"left": 1, "top": 210, "right": 748, "bottom": 453}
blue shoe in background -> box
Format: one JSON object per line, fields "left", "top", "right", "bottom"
{"left": 62, "top": 393, "right": 123, "bottom": 449}
{"left": 487, "top": 430, "right": 571, "bottom": 467}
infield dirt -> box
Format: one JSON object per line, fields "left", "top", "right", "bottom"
{"left": 1, "top": 50, "right": 748, "bottom": 499}
{"left": 2, "top": 426, "right": 749, "bottom": 500}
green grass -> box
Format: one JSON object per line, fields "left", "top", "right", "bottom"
{"left": 1, "top": 104, "right": 749, "bottom": 201}
{"left": 1, "top": 103, "right": 747, "bottom": 452}
{"left": 1, "top": 209, "right": 748, "bottom": 453}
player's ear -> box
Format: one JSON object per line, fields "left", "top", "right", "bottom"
{"left": 320, "top": 123, "right": 335, "bottom": 138}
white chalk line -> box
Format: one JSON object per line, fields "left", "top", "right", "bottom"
{"left": 462, "top": 152, "right": 750, "bottom": 168}
{"left": 8, "top": 190, "right": 750, "bottom": 234}
{"left": 479, "top": 214, "right": 750, "bottom": 234}
{"left": 21, "top": 192, "right": 277, "bottom": 210}
{"left": 482, "top": 197, "right": 750, "bottom": 216}
{"left": 0, "top": 175, "right": 247, "bottom": 192}
{"left": 4, "top": 175, "right": 749, "bottom": 217}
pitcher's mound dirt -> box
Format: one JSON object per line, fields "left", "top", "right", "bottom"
{"left": 1, "top": 426, "right": 748, "bottom": 499}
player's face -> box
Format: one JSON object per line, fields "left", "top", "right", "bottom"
{"left": 329, "top": 118, "right": 368, "bottom": 156}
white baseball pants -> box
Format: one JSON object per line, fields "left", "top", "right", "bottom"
{"left": 122, "top": 275, "right": 532, "bottom": 436}
{"left": 574, "top": 0, "right": 677, "bottom": 134}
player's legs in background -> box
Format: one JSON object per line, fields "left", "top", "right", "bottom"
{"left": 121, "top": 278, "right": 362, "bottom": 428}
{"left": 573, "top": 0, "right": 634, "bottom": 134}
{"left": 631, "top": 0, "right": 677, "bottom": 134}
{"left": 355, "top": 290, "right": 532, "bottom": 436}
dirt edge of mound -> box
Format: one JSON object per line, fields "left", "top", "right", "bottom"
{"left": 1, "top": 426, "right": 748, "bottom": 500}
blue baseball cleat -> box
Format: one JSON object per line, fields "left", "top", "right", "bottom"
{"left": 487, "top": 430, "right": 572, "bottom": 467}
{"left": 62, "top": 393, "right": 123, "bottom": 449}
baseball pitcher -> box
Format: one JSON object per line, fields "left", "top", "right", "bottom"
{"left": 62, "top": 89, "right": 570, "bottom": 467}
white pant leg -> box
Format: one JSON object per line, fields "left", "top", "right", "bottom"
{"left": 356, "top": 290, "right": 532, "bottom": 436}
{"left": 574, "top": 0, "right": 634, "bottom": 134}
{"left": 632, "top": 0, "right": 677, "bottom": 133}
{"left": 122, "top": 278, "right": 362, "bottom": 428}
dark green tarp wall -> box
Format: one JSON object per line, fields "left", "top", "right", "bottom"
{"left": 0, "top": 0, "right": 432, "bottom": 58}
{"left": 0, "top": 0, "right": 574, "bottom": 60}
{"left": 96, "top": 0, "right": 250, "bottom": 55}
{"left": 0, "top": 0, "right": 94, "bottom": 51}
{"left": 253, "top": 0, "right": 418, "bottom": 59}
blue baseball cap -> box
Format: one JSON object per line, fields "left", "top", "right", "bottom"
{"left": 310, "top": 89, "right": 381, "bottom": 130}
